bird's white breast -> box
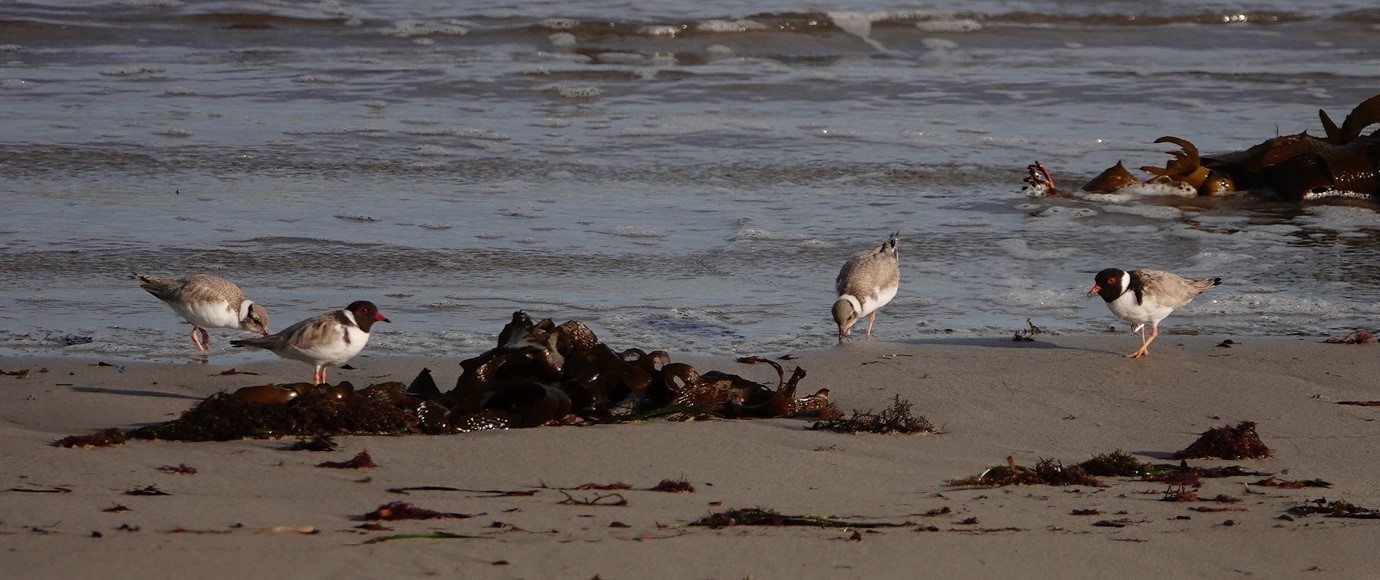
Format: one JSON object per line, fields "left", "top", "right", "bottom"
{"left": 1106, "top": 290, "right": 1174, "bottom": 326}
{"left": 856, "top": 282, "right": 898, "bottom": 318}
{"left": 168, "top": 298, "right": 239, "bottom": 329}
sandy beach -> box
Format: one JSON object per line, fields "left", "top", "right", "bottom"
{"left": 2, "top": 335, "right": 1378, "bottom": 579}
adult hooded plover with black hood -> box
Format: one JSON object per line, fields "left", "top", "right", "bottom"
{"left": 1090, "top": 268, "right": 1221, "bottom": 358}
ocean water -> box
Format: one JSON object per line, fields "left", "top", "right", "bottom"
{"left": 3, "top": 0, "right": 1380, "bottom": 361}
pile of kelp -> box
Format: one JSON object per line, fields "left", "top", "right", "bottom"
{"left": 118, "top": 311, "right": 838, "bottom": 442}
{"left": 945, "top": 422, "right": 1279, "bottom": 488}
{"left": 1025, "top": 93, "right": 1380, "bottom": 202}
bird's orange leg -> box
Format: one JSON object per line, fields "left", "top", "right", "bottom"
{"left": 1127, "top": 325, "right": 1158, "bottom": 358}
{"left": 864, "top": 311, "right": 878, "bottom": 339}
{"left": 314, "top": 366, "right": 327, "bottom": 385}
{"left": 1126, "top": 326, "right": 1147, "bottom": 358}
{"left": 1137, "top": 326, "right": 1160, "bottom": 358}
{"left": 189, "top": 327, "right": 208, "bottom": 351}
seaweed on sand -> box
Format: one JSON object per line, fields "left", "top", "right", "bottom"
{"left": 808, "top": 395, "right": 934, "bottom": 435}
{"left": 362, "top": 502, "right": 479, "bottom": 521}
{"left": 689, "top": 508, "right": 911, "bottom": 529}
{"left": 1172, "top": 421, "right": 1271, "bottom": 460}
{"left": 1287, "top": 499, "right": 1380, "bottom": 519}
{"left": 648, "top": 478, "right": 695, "bottom": 493}
{"left": 63, "top": 312, "right": 838, "bottom": 442}
{"left": 1078, "top": 450, "right": 1152, "bottom": 477}
{"left": 1253, "top": 476, "right": 1332, "bottom": 489}
{"left": 947, "top": 457, "right": 1101, "bottom": 487}
{"left": 54, "top": 428, "right": 126, "bottom": 448}
{"left": 317, "top": 450, "right": 377, "bottom": 469}
{"left": 126, "top": 384, "right": 419, "bottom": 442}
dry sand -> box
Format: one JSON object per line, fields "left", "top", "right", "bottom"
{"left": 2, "top": 335, "right": 1378, "bottom": 579}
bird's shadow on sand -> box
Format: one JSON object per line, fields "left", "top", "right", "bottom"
{"left": 894, "top": 337, "right": 1078, "bottom": 350}
{"left": 71, "top": 386, "right": 203, "bottom": 401}
{"left": 1133, "top": 450, "right": 1180, "bottom": 461}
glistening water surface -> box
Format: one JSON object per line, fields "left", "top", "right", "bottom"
{"left": 3, "top": 0, "right": 1379, "bottom": 361}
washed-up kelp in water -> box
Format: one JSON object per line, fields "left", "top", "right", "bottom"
{"left": 1024, "top": 93, "right": 1380, "bottom": 202}
{"left": 70, "top": 311, "right": 832, "bottom": 442}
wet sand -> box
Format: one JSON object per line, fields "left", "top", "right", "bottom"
{"left": 2, "top": 335, "right": 1377, "bottom": 578}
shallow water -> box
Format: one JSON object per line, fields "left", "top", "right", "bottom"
{"left": 3, "top": 0, "right": 1380, "bottom": 361}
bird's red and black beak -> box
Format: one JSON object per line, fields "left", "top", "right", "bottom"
{"left": 1087, "top": 283, "right": 1101, "bottom": 297}
{"left": 376, "top": 312, "right": 391, "bottom": 323}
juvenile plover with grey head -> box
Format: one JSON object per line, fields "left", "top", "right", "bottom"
{"left": 134, "top": 273, "right": 270, "bottom": 351}
{"left": 832, "top": 232, "right": 900, "bottom": 340}
{"left": 231, "top": 301, "right": 390, "bottom": 384}
{"left": 1089, "top": 268, "right": 1221, "bottom": 358}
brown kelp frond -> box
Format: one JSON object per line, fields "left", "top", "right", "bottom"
{"left": 453, "top": 311, "right": 828, "bottom": 425}
{"left": 1082, "top": 161, "right": 1141, "bottom": 193}
{"left": 1321, "top": 93, "right": 1380, "bottom": 145}
{"left": 363, "top": 502, "right": 479, "bottom": 521}
{"left": 556, "top": 492, "right": 627, "bottom": 506}
{"left": 568, "top": 482, "right": 633, "bottom": 491}
{"left": 1141, "top": 136, "right": 1210, "bottom": 189}
{"left": 689, "top": 508, "right": 911, "bottom": 529}
{"left": 317, "top": 450, "right": 377, "bottom": 469}
{"left": 1324, "top": 329, "right": 1374, "bottom": 344}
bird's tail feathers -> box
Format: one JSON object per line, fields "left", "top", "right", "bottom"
{"left": 1191, "top": 277, "right": 1222, "bottom": 292}
{"left": 132, "top": 273, "right": 171, "bottom": 297}
{"left": 230, "top": 336, "right": 276, "bottom": 350}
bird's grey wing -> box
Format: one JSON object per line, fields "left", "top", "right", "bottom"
{"left": 1135, "top": 270, "right": 1205, "bottom": 309}
{"left": 232, "top": 313, "right": 330, "bottom": 350}
{"left": 836, "top": 252, "right": 899, "bottom": 298}
{"left": 180, "top": 274, "right": 248, "bottom": 305}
